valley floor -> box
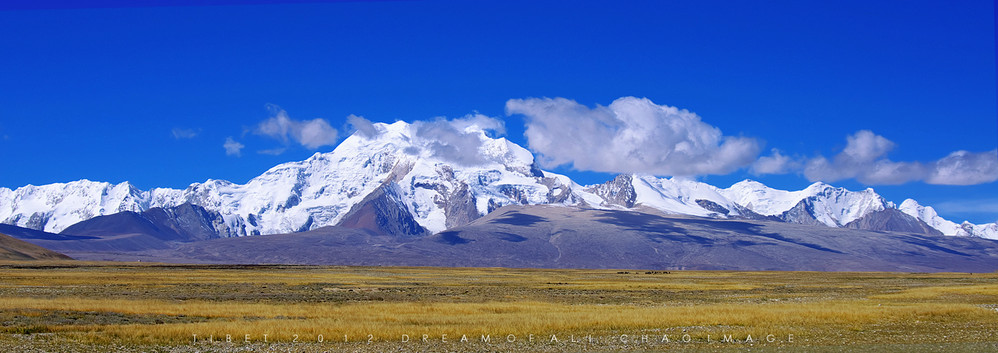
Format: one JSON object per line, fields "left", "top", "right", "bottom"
{"left": 0, "top": 262, "right": 996, "bottom": 352}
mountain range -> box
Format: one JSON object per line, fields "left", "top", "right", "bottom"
{"left": 15, "top": 205, "right": 991, "bottom": 272}
{"left": 2, "top": 121, "right": 998, "bottom": 271}
{"left": 2, "top": 121, "right": 994, "bottom": 241}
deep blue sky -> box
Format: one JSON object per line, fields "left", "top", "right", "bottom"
{"left": 0, "top": 0, "right": 995, "bottom": 223}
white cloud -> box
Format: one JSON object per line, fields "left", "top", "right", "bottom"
{"left": 505, "top": 96, "right": 760, "bottom": 176}
{"left": 926, "top": 150, "right": 998, "bottom": 185}
{"left": 257, "top": 147, "right": 287, "bottom": 156}
{"left": 751, "top": 149, "right": 799, "bottom": 175}
{"left": 409, "top": 113, "right": 506, "bottom": 166}
{"left": 255, "top": 106, "right": 339, "bottom": 150}
{"left": 171, "top": 127, "right": 200, "bottom": 139}
{"left": 223, "top": 137, "right": 244, "bottom": 157}
{"left": 802, "top": 130, "right": 998, "bottom": 185}
{"left": 842, "top": 129, "right": 894, "bottom": 163}
{"left": 444, "top": 112, "right": 506, "bottom": 135}
{"left": 346, "top": 114, "right": 378, "bottom": 138}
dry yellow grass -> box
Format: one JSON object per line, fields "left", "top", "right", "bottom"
{"left": 0, "top": 262, "right": 996, "bottom": 351}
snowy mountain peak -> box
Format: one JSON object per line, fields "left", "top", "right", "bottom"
{"left": 899, "top": 198, "right": 971, "bottom": 237}
{"left": 900, "top": 198, "right": 919, "bottom": 209}
{"left": 586, "top": 174, "right": 747, "bottom": 218}
{"left": 803, "top": 181, "right": 833, "bottom": 192}
{"left": 140, "top": 120, "right": 587, "bottom": 235}
{"left": 731, "top": 179, "right": 766, "bottom": 188}
{"left": 722, "top": 180, "right": 887, "bottom": 227}
{"left": 0, "top": 179, "right": 150, "bottom": 233}
{"left": 805, "top": 185, "right": 887, "bottom": 227}
{"left": 722, "top": 179, "right": 803, "bottom": 216}
{"left": 631, "top": 175, "right": 743, "bottom": 217}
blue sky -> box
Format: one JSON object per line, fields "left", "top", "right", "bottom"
{"left": 0, "top": 0, "right": 996, "bottom": 223}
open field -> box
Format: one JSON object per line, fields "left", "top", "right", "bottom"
{"left": 0, "top": 262, "right": 996, "bottom": 352}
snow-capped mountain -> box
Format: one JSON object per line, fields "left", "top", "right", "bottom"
{"left": 1, "top": 121, "right": 594, "bottom": 236}
{"left": 0, "top": 180, "right": 152, "bottom": 233}
{"left": 589, "top": 174, "right": 890, "bottom": 226}
{"left": 587, "top": 174, "right": 761, "bottom": 219}
{"left": 898, "top": 199, "right": 998, "bottom": 239}
{"left": 898, "top": 199, "right": 966, "bottom": 236}
{"left": 721, "top": 180, "right": 890, "bottom": 227}
{"left": 583, "top": 175, "right": 995, "bottom": 239}
{"left": 1, "top": 121, "right": 995, "bottom": 240}
{"left": 184, "top": 120, "right": 594, "bottom": 235}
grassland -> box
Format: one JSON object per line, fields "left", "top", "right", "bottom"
{"left": 0, "top": 261, "right": 996, "bottom": 352}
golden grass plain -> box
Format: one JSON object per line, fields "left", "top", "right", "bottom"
{"left": 0, "top": 261, "right": 996, "bottom": 352}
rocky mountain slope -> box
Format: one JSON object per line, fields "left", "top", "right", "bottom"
{"left": 49, "top": 205, "right": 998, "bottom": 272}
{"left": 0, "top": 228, "right": 72, "bottom": 261}
{"left": 61, "top": 203, "right": 235, "bottom": 242}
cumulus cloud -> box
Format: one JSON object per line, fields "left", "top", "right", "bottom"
{"left": 751, "top": 149, "right": 799, "bottom": 175}
{"left": 925, "top": 150, "right": 998, "bottom": 185}
{"left": 409, "top": 113, "right": 506, "bottom": 166}
{"left": 842, "top": 130, "right": 894, "bottom": 163}
{"left": 223, "top": 137, "right": 244, "bottom": 157}
{"left": 505, "top": 96, "right": 760, "bottom": 176}
{"left": 255, "top": 106, "right": 339, "bottom": 150}
{"left": 171, "top": 127, "right": 200, "bottom": 139}
{"left": 801, "top": 130, "right": 998, "bottom": 185}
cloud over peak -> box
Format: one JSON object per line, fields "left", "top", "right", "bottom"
{"left": 255, "top": 106, "right": 339, "bottom": 150}
{"left": 409, "top": 113, "right": 506, "bottom": 166}
{"left": 237, "top": 98, "right": 995, "bottom": 187}
{"left": 345, "top": 114, "right": 378, "bottom": 138}
{"left": 506, "top": 96, "right": 760, "bottom": 176}
{"left": 751, "top": 149, "right": 799, "bottom": 175}
{"left": 343, "top": 112, "right": 507, "bottom": 166}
